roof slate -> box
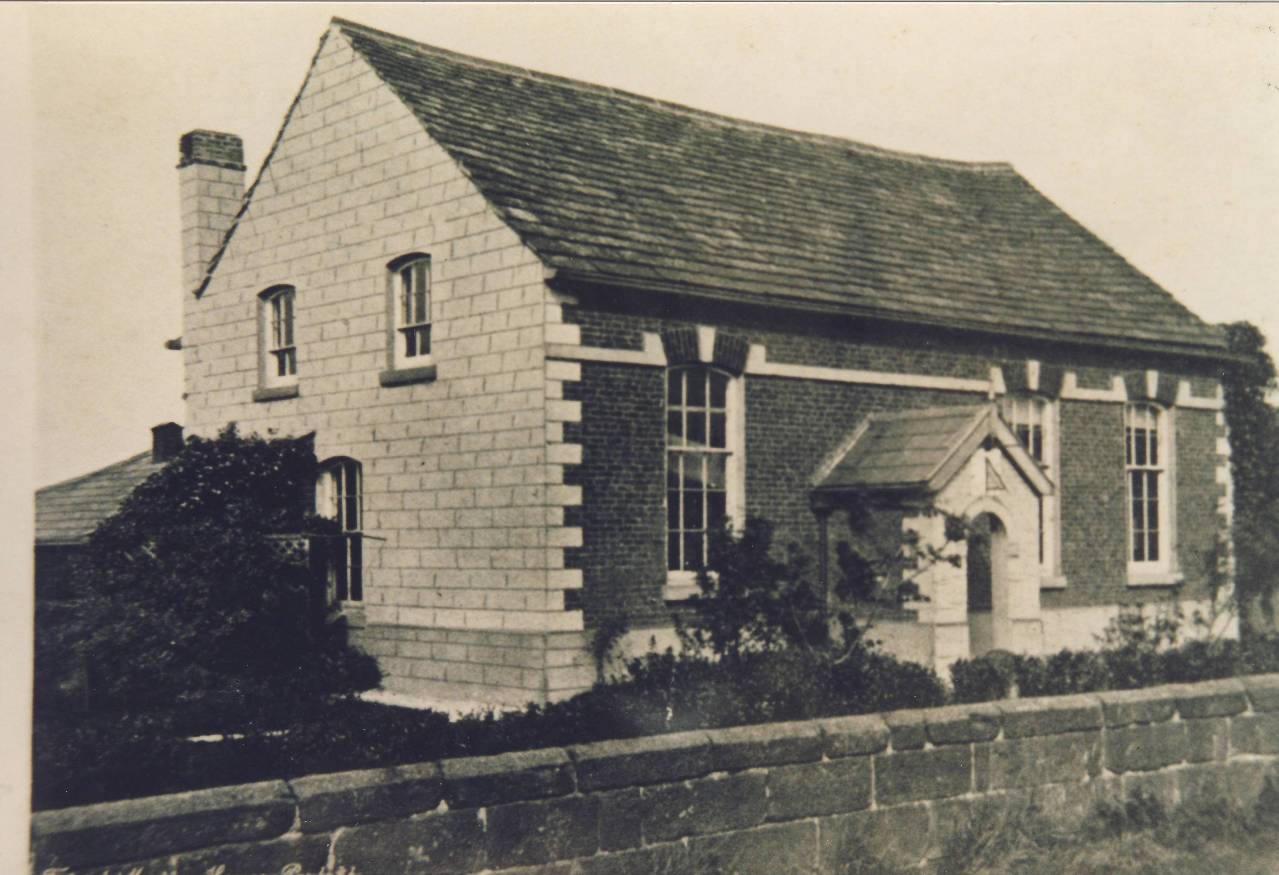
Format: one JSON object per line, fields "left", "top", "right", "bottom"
{"left": 326, "top": 18, "right": 1224, "bottom": 355}
{"left": 36, "top": 452, "right": 163, "bottom": 545}
{"left": 818, "top": 407, "right": 987, "bottom": 492}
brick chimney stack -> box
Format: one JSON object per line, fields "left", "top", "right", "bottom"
{"left": 178, "top": 130, "right": 245, "bottom": 295}
{"left": 151, "top": 422, "right": 184, "bottom": 463}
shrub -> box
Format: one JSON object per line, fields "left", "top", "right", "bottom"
{"left": 45, "top": 424, "right": 380, "bottom": 722}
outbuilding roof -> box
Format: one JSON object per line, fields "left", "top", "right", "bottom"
{"left": 35, "top": 452, "right": 163, "bottom": 546}
{"left": 318, "top": 18, "right": 1223, "bottom": 357}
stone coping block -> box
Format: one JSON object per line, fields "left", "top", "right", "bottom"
{"left": 707, "top": 720, "right": 823, "bottom": 772}
{"left": 921, "top": 703, "right": 1002, "bottom": 745}
{"left": 1242, "top": 673, "right": 1279, "bottom": 712}
{"left": 292, "top": 761, "right": 443, "bottom": 833}
{"left": 882, "top": 710, "right": 927, "bottom": 750}
{"left": 569, "top": 730, "right": 713, "bottom": 792}
{"left": 1097, "top": 686, "right": 1178, "bottom": 727}
{"left": 442, "top": 747, "right": 574, "bottom": 808}
{"left": 998, "top": 693, "right": 1102, "bottom": 738}
{"left": 1175, "top": 678, "right": 1248, "bottom": 719}
{"left": 817, "top": 713, "right": 890, "bottom": 759}
{"left": 31, "top": 779, "right": 294, "bottom": 869}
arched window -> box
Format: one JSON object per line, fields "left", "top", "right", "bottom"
{"left": 317, "top": 457, "right": 363, "bottom": 602}
{"left": 388, "top": 253, "right": 431, "bottom": 365}
{"left": 666, "top": 365, "right": 741, "bottom": 576}
{"left": 1125, "top": 403, "right": 1168, "bottom": 567}
{"left": 259, "top": 285, "right": 297, "bottom": 387}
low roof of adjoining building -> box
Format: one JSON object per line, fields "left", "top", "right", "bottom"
{"left": 35, "top": 452, "right": 164, "bottom": 546}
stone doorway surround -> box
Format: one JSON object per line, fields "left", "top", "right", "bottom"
{"left": 811, "top": 404, "right": 1053, "bottom": 676}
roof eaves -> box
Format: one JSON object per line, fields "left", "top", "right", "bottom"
{"left": 550, "top": 270, "right": 1231, "bottom": 360}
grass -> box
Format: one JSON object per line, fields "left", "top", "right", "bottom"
{"left": 831, "top": 782, "right": 1279, "bottom": 875}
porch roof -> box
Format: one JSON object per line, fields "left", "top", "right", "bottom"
{"left": 812, "top": 404, "right": 1052, "bottom": 500}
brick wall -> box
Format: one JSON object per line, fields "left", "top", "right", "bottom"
{"left": 561, "top": 297, "right": 1227, "bottom": 635}
{"left": 32, "top": 674, "right": 1279, "bottom": 874}
{"left": 181, "top": 24, "right": 585, "bottom": 703}
{"left": 561, "top": 363, "right": 668, "bottom": 628}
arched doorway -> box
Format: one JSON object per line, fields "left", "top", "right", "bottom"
{"left": 967, "top": 512, "right": 1007, "bottom": 656}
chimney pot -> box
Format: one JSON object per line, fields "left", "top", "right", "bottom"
{"left": 178, "top": 130, "right": 245, "bottom": 171}
{"left": 151, "top": 422, "right": 184, "bottom": 463}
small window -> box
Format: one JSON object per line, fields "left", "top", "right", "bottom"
{"left": 1125, "top": 403, "right": 1167, "bottom": 567}
{"left": 317, "top": 458, "right": 363, "bottom": 602}
{"left": 259, "top": 286, "right": 297, "bottom": 388}
{"left": 390, "top": 254, "right": 431, "bottom": 364}
{"left": 1000, "top": 394, "right": 1054, "bottom": 568}
{"left": 1000, "top": 395, "right": 1047, "bottom": 467}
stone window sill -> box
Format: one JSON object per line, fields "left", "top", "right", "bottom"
{"left": 338, "top": 602, "right": 366, "bottom": 629}
{"left": 1127, "top": 569, "right": 1184, "bottom": 588}
{"left": 1040, "top": 573, "right": 1070, "bottom": 590}
{"left": 252, "top": 384, "right": 299, "bottom": 403}
{"left": 379, "top": 364, "right": 437, "bottom": 387}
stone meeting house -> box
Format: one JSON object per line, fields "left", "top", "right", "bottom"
{"left": 173, "top": 18, "right": 1234, "bottom": 706}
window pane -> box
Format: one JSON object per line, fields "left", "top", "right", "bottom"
{"left": 1146, "top": 472, "right": 1158, "bottom": 500}
{"left": 667, "top": 411, "right": 683, "bottom": 445}
{"left": 668, "top": 531, "right": 681, "bottom": 571}
{"left": 687, "top": 411, "right": 706, "bottom": 447}
{"left": 1146, "top": 529, "right": 1159, "bottom": 563}
{"left": 710, "top": 412, "right": 726, "bottom": 448}
{"left": 710, "top": 371, "right": 727, "bottom": 408}
{"left": 1133, "top": 429, "right": 1147, "bottom": 466}
{"left": 683, "top": 454, "right": 705, "bottom": 488}
{"left": 349, "top": 535, "right": 363, "bottom": 602}
{"left": 707, "top": 490, "right": 726, "bottom": 526}
{"left": 667, "top": 453, "right": 681, "bottom": 489}
{"left": 706, "top": 454, "right": 726, "bottom": 490}
{"left": 668, "top": 370, "right": 683, "bottom": 406}
{"left": 404, "top": 329, "right": 418, "bottom": 358}
{"left": 684, "top": 490, "right": 703, "bottom": 530}
{"left": 1148, "top": 430, "right": 1158, "bottom": 466}
{"left": 684, "top": 532, "right": 703, "bottom": 570}
{"left": 413, "top": 263, "right": 428, "bottom": 323}
{"left": 283, "top": 294, "right": 293, "bottom": 346}
{"left": 400, "top": 268, "right": 413, "bottom": 324}
{"left": 667, "top": 491, "right": 681, "bottom": 531}
{"left": 687, "top": 370, "right": 706, "bottom": 407}
{"left": 1030, "top": 427, "right": 1043, "bottom": 462}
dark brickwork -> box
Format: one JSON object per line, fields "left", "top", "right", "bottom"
{"left": 561, "top": 291, "right": 1227, "bottom": 628}
{"left": 1051, "top": 401, "right": 1129, "bottom": 609}
{"left": 562, "top": 362, "right": 669, "bottom": 628}
{"left": 745, "top": 377, "right": 975, "bottom": 563}
{"left": 1176, "top": 408, "right": 1223, "bottom": 595}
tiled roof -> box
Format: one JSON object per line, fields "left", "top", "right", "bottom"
{"left": 325, "top": 18, "right": 1224, "bottom": 356}
{"left": 35, "top": 452, "right": 164, "bottom": 545}
{"left": 817, "top": 407, "right": 988, "bottom": 493}
{"left": 814, "top": 405, "right": 1052, "bottom": 497}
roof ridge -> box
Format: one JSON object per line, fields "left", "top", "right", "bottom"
{"left": 37, "top": 450, "right": 153, "bottom": 494}
{"left": 331, "top": 17, "right": 1016, "bottom": 174}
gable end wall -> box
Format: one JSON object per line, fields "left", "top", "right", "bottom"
{"left": 181, "top": 27, "right": 589, "bottom": 705}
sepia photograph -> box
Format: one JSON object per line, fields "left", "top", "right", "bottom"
{"left": 14, "top": 3, "right": 1279, "bottom": 872}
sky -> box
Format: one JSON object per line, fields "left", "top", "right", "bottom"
{"left": 19, "top": 3, "right": 1279, "bottom": 489}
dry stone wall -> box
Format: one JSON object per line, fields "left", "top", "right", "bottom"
{"left": 32, "top": 675, "right": 1279, "bottom": 874}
